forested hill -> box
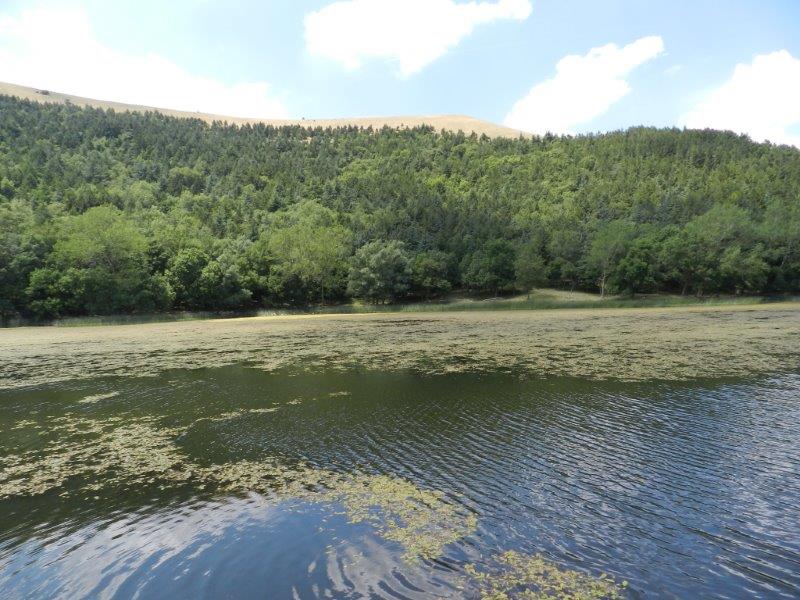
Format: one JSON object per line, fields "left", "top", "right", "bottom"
{"left": 1, "top": 94, "right": 799, "bottom": 320}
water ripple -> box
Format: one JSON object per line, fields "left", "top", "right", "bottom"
{"left": 1, "top": 369, "right": 799, "bottom": 597}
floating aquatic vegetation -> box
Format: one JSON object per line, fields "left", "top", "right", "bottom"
{"left": 78, "top": 391, "right": 119, "bottom": 404}
{"left": 195, "top": 458, "right": 322, "bottom": 496}
{"left": 0, "top": 417, "right": 189, "bottom": 499}
{"left": 464, "top": 551, "right": 626, "bottom": 599}
{"left": 0, "top": 417, "right": 475, "bottom": 561}
{"left": 201, "top": 406, "right": 281, "bottom": 423}
{"left": 197, "top": 460, "right": 477, "bottom": 560}
{"left": 9, "top": 419, "right": 38, "bottom": 431}
{"left": 322, "top": 473, "right": 477, "bottom": 561}
{"left": 2, "top": 304, "right": 800, "bottom": 389}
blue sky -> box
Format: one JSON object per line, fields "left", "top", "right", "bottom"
{"left": 1, "top": 0, "right": 799, "bottom": 145}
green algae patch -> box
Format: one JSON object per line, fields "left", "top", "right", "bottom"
{"left": 78, "top": 391, "right": 120, "bottom": 404}
{"left": 0, "top": 417, "right": 190, "bottom": 499}
{"left": 199, "top": 460, "right": 477, "bottom": 561}
{"left": 196, "top": 458, "right": 326, "bottom": 496}
{"left": 0, "top": 418, "right": 476, "bottom": 561}
{"left": 320, "top": 473, "right": 477, "bottom": 561}
{"left": 3, "top": 304, "right": 800, "bottom": 389}
{"left": 464, "top": 551, "right": 626, "bottom": 599}
{"left": 199, "top": 406, "right": 281, "bottom": 423}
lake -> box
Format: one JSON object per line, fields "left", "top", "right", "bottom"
{"left": 1, "top": 306, "right": 799, "bottom": 598}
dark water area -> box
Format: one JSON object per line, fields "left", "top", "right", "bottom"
{"left": 1, "top": 366, "right": 799, "bottom": 598}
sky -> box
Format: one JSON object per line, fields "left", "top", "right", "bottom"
{"left": 1, "top": 0, "right": 799, "bottom": 146}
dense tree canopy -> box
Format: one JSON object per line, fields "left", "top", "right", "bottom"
{"left": 1, "top": 94, "right": 799, "bottom": 320}
{"left": 347, "top": 240, "right": 411, "bottom": 303}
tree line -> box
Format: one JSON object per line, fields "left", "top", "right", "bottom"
{"left": 1, "top": 94, "right": 799, "bottom": 320}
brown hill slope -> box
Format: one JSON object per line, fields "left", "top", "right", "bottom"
{"left": 0, "top": 81, "right": 527, "bottom": 138}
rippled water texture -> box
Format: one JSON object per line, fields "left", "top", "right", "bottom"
{"left": 1, "top": 307, "right": 799, "bottom": 598}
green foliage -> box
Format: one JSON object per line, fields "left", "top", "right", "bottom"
{"left": 165, "top": 166, "right": 205, "bottom": 195}
{"left": 515, "top": 240, "right": 548, "bottom": 293}
{"left": 266, "top": 201, "right": 350, "bottom": 304}
{"left": 677, "top": 205, "right": 766, "bottom": 295}
{"left": 0, "top": 200, "right": 43, "bottom": 320}
{"left": 165, "top": 248, "right": 211, "bottom": 309}
{"left": 610, "top": 230, "right": 663, "bottom": 296}
{"left": 24, "top": 206, "right": 170, "bottom": 317}
{"left": 761, "top": 199, "right": 800, "bottom": 289}
{"left": 410, "top": 250, "right": 452, "bottom": 299}
{"left": 462, "top": 240, "right": 517, "bottom": 294}
{"left": 164, "top": 245, "right": 250, "bottom": 310}
{"left": 51, "top": 205, "right": 147, "bottom": 272}
{"left": 1, "top": 93, "right": 799, "bottom": 319}
{"left": 347, "top": 239, "right": 411, "bottom": 303}
{"left": 585, "top": 220, "right": 636, "bottom": 297}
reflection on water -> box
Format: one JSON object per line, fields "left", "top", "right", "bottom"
{"left": 1, "top": 367, "right": 799, "bottom": 598}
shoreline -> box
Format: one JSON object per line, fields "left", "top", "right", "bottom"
{"left": 3, "top": 297, "right": 800, "bottom": 334}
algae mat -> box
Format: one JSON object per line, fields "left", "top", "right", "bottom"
{"left": 2, "top": 304, "right": 800, "bottom": 389}
{"left": 1, "top": 341, "right": 799, "bottom": 596}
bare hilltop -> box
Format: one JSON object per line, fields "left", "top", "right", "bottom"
{"left": 0, "top": 81, "right": 527, "bottom": 139}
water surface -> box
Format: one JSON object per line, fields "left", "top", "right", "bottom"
{"left": 1, "top": 310, "right": 799, "bottom": 598}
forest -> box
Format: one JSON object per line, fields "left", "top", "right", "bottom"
{"left": 1, "top": 93, "right": 799, "bottom": 320}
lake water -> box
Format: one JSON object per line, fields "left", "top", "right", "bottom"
{"left": 1, "top": 309, "right": 799, "bottom": 598}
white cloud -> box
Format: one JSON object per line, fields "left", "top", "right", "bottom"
{"left": 304, "top": 0, "right": 532, "bottom": 77}
{"left": 679, "top": 50, "right": 800, "bottom": 148}
{"left": 664, "top": 64, "right": 683, "bottom": 77}
{"left": 0, "top": 7, "right": 289, "bottom": 118}
{"left": 504, "top": 36, "right": 664, "bottom": 134}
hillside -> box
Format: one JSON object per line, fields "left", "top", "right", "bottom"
{"left": 1, "top": 92, "right": 799, "bottom": 320}
{"left": 0, "top": 81, "right": 527, "bottom": 139}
